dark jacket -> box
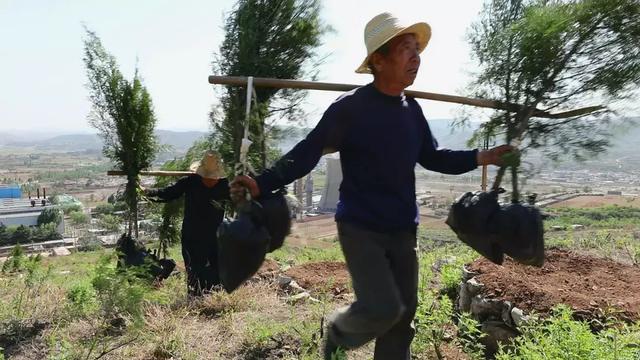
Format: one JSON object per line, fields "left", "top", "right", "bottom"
{"left": 256, "top": 83, "right": 478, "bottom": 233}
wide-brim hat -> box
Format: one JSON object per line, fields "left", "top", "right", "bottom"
{"left": 355, "top": 12, "right": 431, "bottom": 74}
{"left": 189, "top": 151, "right": 225, "bottom": 179}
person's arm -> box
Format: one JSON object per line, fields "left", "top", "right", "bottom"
{"left": 145, "top": 176, "right": 190, "bottom": 202}
{"left": 254, "top": 103, "right": 346, "bottom": 194}
{"left": 417, "top": 109, "right": 478, "bottom": 174}
{"left": 230, "top": 102, "right": 346, "bottom": 202}
{"left": 416, "top": 107, "right": 513, "bottom": 173}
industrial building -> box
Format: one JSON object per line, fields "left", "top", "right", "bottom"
{"left": 0, "top": 187, "right": 65, "bottom": 234}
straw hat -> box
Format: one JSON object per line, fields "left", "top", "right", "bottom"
{"left": 190, "top": 151, "right": 225, "bottom": 179}
{"left": 355, "top": 12, "right": 431, "bottom": 74}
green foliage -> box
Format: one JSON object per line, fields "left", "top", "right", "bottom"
{"left": 37, "top": 207, "right": 62, "bottom": 226}
{"left": 11, "top": 225, "right": 31, "bottom": 244}
{"left": 268, "top": 239, "right": 344, "bottom": 265}
{"left": 7, "top": 255, "right": 51, "bottom": 320}
{"left": 456, "top": 312, "right": 486, "bottom": 360}
{"left": 467, "top": 0, "right": 640, "bottom": 201}
{"left": 98, "top": 214, "right": 122, "bottom": 233}
{"left": 91, "top": 254, "right": 149, "bottom": 323}
{"left": 83, "top": 27, "right": 159, "bottom": 238}
{"left": 440, "top": 263, "right": 464, "bottom": 300}
{"left": 0, "top": 224, "right": 6, "bottom": 244}
{"left": 31, "top": 222, "right": 62, "bottom": 242}
{"left": 93, "top": 202, "right": 115, "bottom": 215}
{"left": 69, "top": 210, "right": 89, "bottom": 225}
{"left": 1, "top": 245, "right": 27, "bottom": 273}
{"left": 77, "top": 234, "right": 104, "bottom": 252}
{"left": 66, "top": 282, "right": 97, "bottom": 316}
{"left": 60, "top": 203, "right": 83, "bottom": 215}
{"left": 547, "top": 206, "right": 640, "bottom": 228}
{"left": 211, "top": 0, "right": 328, "bottom": 171}
{"left": 496, "top": 305, "right": 640, "bottom": 359}
{"left": 34, "top": 163, "right": 112, "bottom": 183}
{"left": 242, "top": 316, "right": 324, "bottom": 359}
{"left": 0, "top": 223, "right": 61, "bottom": 246}
{"left": 413, "top": 291, "right": 454, "bottom": 358}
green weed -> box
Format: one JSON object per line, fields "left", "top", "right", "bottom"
{"left": 495, "top": 305, "right": 640, "bottom": 360}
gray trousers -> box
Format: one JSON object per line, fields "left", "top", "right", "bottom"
{"left": 327, "top": 221, "right": 419, "bottom": 360}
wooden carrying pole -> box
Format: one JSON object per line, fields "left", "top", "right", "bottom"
{"left": 208, "top": 76, "right": 604, "bottom": 119}
{"left": 108, "top": 76, "right": 604, "bottom": 177}
{"left": 107, "top": 170, "right": 194, "bottom": 177}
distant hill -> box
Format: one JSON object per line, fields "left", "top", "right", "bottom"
{"left": 2, "top": 118, "right": 638, "bottom": 171}
{"left": 2, "top": 130, "right": 208, "bottom": 153}
{"left": 156, "top": 130, "right": 209, "bottom": 152}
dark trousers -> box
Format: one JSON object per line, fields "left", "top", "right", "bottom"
{"left": 327, "top": 221, "right": 419, "bottom": 359}
{"left": 182, "top": 243, "right": 220, "bottom": 296}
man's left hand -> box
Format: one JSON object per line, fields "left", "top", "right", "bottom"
{"left": 477, "top": 145, "right": 516, "bottom": 166}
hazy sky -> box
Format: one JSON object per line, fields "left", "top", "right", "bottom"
{"left": 0, "top": 0, "right": 486, "bottom": 133}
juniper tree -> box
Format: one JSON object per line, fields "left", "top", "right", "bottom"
{"left": 467, "top": 0, "right": 640, "bottom": 202}
{"left": 83, "top": 28, "right": 159, "bottom": 238}
{"left": 211, "top": 0, "right": 329, "bottom": 172}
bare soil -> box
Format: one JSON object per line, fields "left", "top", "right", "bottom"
{"left": 255, "top": 258, "right": 280, "bottom": 277}
{"left": 467, "top": 248, "right": 640, "bottom": 322}
{"left": 285, "top": 261, "right": 350, "bottom": 296}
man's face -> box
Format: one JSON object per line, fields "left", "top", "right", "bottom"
{"left": 372, "top": 33, "right": 421, "bottom": 89}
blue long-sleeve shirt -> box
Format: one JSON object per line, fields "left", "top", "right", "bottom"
{"left": 256, "top": 83, "right": 478, "bottom": 232}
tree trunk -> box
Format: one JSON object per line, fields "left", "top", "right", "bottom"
{"left": 260, "top": 120, "right": 266, "bottom": 171}
{"left": 511, "top": 165, "right": 520, "bottom": 203}
{"left": 134, "top": 205, "right": 139, "bottom": 239}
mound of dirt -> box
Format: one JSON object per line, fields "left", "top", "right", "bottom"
{"left": 285, "top": 261, "right": 350, "bottom": 295}
{"left": 467, "top": 248, "right": 640, "bottom": 322}
{"left": 256, "top": 259, "right": 280, "bottom": 277}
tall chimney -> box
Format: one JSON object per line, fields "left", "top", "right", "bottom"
{"left": 37, "top": 188, "right": 40, "bottom": 199}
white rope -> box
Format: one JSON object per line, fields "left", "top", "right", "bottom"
{"left": 237, "top": 76, "right": 254, "bottom": 177}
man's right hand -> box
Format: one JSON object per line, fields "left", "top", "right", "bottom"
{"left": 230, "top": 175, "right": 260, "bottom": 203}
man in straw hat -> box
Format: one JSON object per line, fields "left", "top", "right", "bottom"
{"left": 147, "top": 151, "right": 230, "bottom": 296}
{"left": 231, "top": 12, "right": 513, "bottom": 359}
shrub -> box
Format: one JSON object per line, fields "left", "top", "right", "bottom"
{"left": 495, "top": 305, "right": 640, "bottom": 359}
{"left": 440, "top": 263, "right": 463, "bottom": 301}
{"left": 61, "top": 203, "right": 83, "bottom": 215}
{"left": 93, "top": 203, "right": 115, "bottom": 216}
{"left": 66, "top": 282, "right": 97, "bottom": 316}
{"left": 77, "top": 234, "right": 103, "bottom": 252}
{"left": 1, "top": 245, "right": 27, "bottom": 273}
{"left": 456, "top": 312, "right": 485, "bottom": 359}
{"left": 91, "top": 254, "right": 149, "bottom": 323}
{"left": 413, "top": 290, "right": 454, "bottom": 358}
{"left": 37, "top": 208, "right": 62, "bottom": 226}
{"left": 98, "top": 214, "right": 122, "bottom": 233}
{"left": 69, "top": 211, "right": 89, "bottom": 225}
{"left": 31, "top": 222, "right": 62, "bottom": 242}
{"left": 11, "top": 225, "right": 31, "bottom": 244}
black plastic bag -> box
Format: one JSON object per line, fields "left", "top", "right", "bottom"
{"left": 494, "top": 202, "right": 544, "bottom": 266}
{"left": 115, "top": 234, "right": 176, "bottom": 281}
{"left": 445, "top": 191, "right": 504, "bottom": 264}
{"left": 255, "top": 189, "right": 292, "bottom": 252}
{"left": 217, "top": 201, "right": 270, "bottom": 293}
{"left": 446, "top": 190, "right": 545, "bottom": 267}
{"left": 217, "top": 188, "right": 292, "bottom": 293}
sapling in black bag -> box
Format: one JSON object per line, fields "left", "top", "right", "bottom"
{"left": 446, "top": 163, "right": 545, "bottom": 267}
{"left": 217, "top": 188, "right": 291, "bottom": 293}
